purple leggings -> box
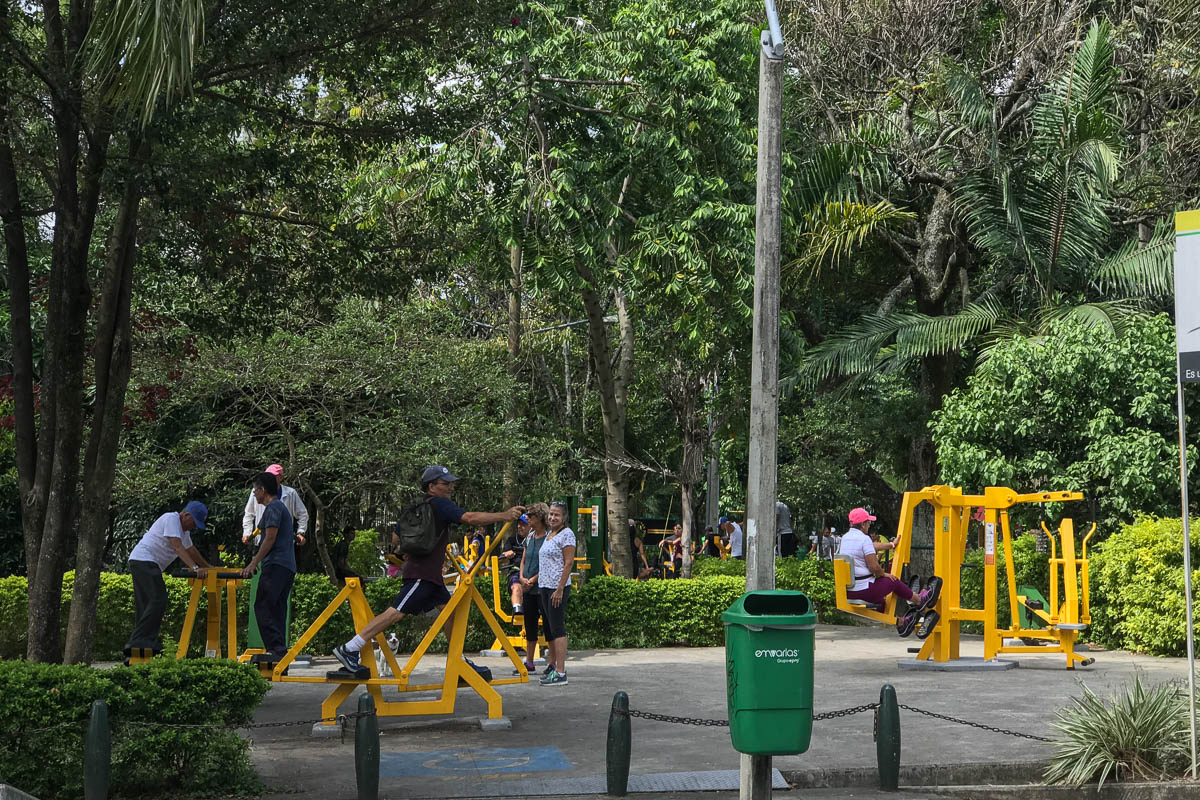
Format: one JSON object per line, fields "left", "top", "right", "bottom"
{"left": 847, "top": 575, "right": 913, "bottom": 605}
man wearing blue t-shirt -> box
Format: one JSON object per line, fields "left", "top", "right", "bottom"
{"left": 333, "top": 464, "right": 523, "bottom": 678}
{"left": 241, "top": 472, "right": 295, "bottom": 657}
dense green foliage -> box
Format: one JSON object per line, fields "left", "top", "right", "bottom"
{"left": 0, "top": 659, "right": 267, "bottom": 798}
{"left": 1090, "top": 517, "right": 1200, "bottom": 656}
{"left": 932, "top": 316, "right": 1188, "bottom": 529}
{"left": 5, "top": 0, "right": 1200, "bottom": 674}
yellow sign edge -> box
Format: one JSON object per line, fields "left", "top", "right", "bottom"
{"left": 1177, "top": 209, "right": 1200, "bottom": 234}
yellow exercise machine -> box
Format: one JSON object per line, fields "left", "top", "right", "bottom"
{"left": 256, "top": 522, "right": 529, "bottom": 729}
{"left": 484, "top": 550, "right": 549, "bottom": 660}
{"left": 833, "top": 485, "right": 1096, "bottom": 670}
{"left": 171, "top": 569, "right": 246, "bottom": 660}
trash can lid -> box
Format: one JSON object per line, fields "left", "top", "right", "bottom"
{"left": 721, "top": 590, "right": 817, "bottom": 627}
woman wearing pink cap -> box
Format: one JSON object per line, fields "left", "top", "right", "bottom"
{"left": 839, "top": 507, "right": 941, "bottom": 637}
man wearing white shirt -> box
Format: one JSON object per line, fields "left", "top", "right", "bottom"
{"left": 125, "top": 501, "right": 212, "bottom": 660}
{"left": 719, "top": 516, "right": 744, "bottom": 559}
{"left": 242, "top": 463, "right": 308, "bottom": 546}
{"left": 839, "top": 507, "right": 939, "bottom": 636}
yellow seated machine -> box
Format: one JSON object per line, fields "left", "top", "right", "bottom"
{"left": 833, "top": 485, "right": 1097, "bottom": 670}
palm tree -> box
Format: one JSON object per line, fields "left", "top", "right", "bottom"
{"left": 794, "top": 20, "right": 1171, "bottom": 388}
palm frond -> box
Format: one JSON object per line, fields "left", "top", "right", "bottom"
{"left": 787, "top": 200, "right": 915, "bottom": 283}
{"left": 945, "top": 67, "right": 994, "bottom": 133}
{"left": 86, "top": 0, "right": 207, "bottom": 126}
{"left": 1092, "top": 221, "right": 1174, "bottom": 298}
{"left": 1037, "top": 299, "right": 1143, "bottom": 338}
{"left": 892, "top": 300, "right": 1005, "bottom": 360}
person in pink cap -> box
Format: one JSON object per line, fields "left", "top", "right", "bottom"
{"left": 242, "top": 463, "right": 309, "bottom": 547}
{"left": 839, "top": 507, "right": 940, "bottom": 637}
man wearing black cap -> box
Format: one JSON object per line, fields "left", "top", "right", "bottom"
{"left": 333, "top": 465, "right": 523, "bottom": 677}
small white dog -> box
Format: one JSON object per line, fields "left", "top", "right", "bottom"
{"left": 375, "top": 632, "right": 401, "bottom": 678}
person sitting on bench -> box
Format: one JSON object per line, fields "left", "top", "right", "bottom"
{"left": 839, "top": 507, "right": 937, "bottom": 633}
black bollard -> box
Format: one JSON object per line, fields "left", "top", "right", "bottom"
{"left": 606, "top": 691, "right": 631, "bottom": 796}
{"left": 355, "top": 693, "right": 380, "bottom": 800}
{"left": 84, "top": 699, "right": 110, "bottom": 800}
{"left": 876, "top": 683, "right": 900, "bottom": 790}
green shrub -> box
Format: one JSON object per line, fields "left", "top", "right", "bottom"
{"left": 0, "top": 563, "right": 848, "bottom": 660}
{"left": 0, "top": 659, "right": 267, "bottom": 799}
{"left": 348, "top": 530, "right": 384, "bottom": 577}
{"left": 1045, "top": 676, "right": 1192, "bottom": 787}
{"left": 692, "top": 556, "right": 854, "bottom": 624}
{"left": 1089, "top": 516, "right": 1200, "bottom": 655}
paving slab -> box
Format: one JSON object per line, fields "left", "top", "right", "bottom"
{"left": 244, "top": 624, "right": 1194, "bottom": 799}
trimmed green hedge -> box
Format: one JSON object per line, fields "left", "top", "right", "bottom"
{"left": 1090, "top": 516, "right": 1200, "bottom": 656}
{"left": 689, "top": 555, "right": 846, "bottom": 624}
{"left": 0, "top": 659, "right": 267, "bottom": 799}
{"left": 1, "top": 561, "right": 844, "bottom": 659}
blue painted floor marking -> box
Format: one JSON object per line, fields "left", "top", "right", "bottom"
{"left": 379, "top": 746, "right": 573, "bottom": 777}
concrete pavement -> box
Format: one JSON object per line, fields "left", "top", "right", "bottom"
{"left": 244, "top": 625, "right": 1193, "bottom": 799}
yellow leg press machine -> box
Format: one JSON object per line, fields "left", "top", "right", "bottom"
{"left": 833, "top": 485, "right": 1098, "bottom": 671}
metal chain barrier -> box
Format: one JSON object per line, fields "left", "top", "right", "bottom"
{"left": 897, "top": 704, "right": 1051, "bottom": 742}
{"left": 617, "top": 702, "right": 1047, "bottom": 742}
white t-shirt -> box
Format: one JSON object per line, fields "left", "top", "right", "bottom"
{"left": 775, "top": 502, "right": 792, "bottom": 537}
{"left": 538, "top": 527, "right": 577, "bottom": 589}
{"left": 728, "top": 522, "right": 744, "bottom": 557}
{"left": 129, "top": 512, "right": 193, "bottom": 571}
{"left": 838, "top": 528, "right": 875, "bottom": 591}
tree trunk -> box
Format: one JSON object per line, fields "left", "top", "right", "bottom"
{"left": 64, "top": 136, "right": 146, "bottom": 664}
{"left": 504, "top": 241, "right": 522, "bottom": 508}
{"left": 578, "top": 264, "right": 634, "bottom": 576}
{"left": 904, "top": 188, "right": 961, "bottom": 578}
{"left": 0, "top": 57, "right": 39, "bottom": 577}
{"left": 302, "top": 481, "right": 339, "bottom": 584}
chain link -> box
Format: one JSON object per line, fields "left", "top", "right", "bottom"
{"left": 620, "top": 709, "right": 728, "bottom": 727}
{"left": 813, "top": 703, "right": 878, "bottom": 721}
{"left": 896, "top": 704, "right": 1050, "bottom": 742}
{"left": 617, "top": 702, "right": 1046, "bottom": 743}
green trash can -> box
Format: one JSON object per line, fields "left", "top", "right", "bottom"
{"left": 720, "top": 590, "right": 816, "bottom": 755}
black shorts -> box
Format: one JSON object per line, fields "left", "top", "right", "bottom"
{"left": 522, "top": 589, "right": 543, "bottom": 641}
{"left": 539, "top": 586, "right": 570, "bottom": 640}
{"left": 507, "top": 570, "right": 523, "bottom": 589}
{"left": 391, "top": 579, "right": 451, "bottom": 615}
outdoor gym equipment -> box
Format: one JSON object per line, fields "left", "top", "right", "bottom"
{"left": 256, "top": 522, "right": 528, "bottom": 729}
{"left": 170, "top": 569, "right": 246, "bottom": 659}
{"left": 484, "top": 549, "right": 549, "bottom": 660}
{"left": 833, "top": 485, "right": 1096, "bottom": 669}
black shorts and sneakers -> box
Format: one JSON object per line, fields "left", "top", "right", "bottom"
{"left": 392, "top": 578, "right": 452, "bottom": 614}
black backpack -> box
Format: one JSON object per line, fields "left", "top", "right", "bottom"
{"left": 393, "top": 495, "right": 440, "bottom": 557}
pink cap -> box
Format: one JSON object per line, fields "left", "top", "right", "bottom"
{"left": 265, "top": 464, "right": 283, "bottom": 477}
{"left": 848, "top": 507, "right": 876, "bottom": 525}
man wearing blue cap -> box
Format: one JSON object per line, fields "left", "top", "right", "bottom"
{"left": 125, "top": 501, "right": 211, "bottom": 661}
{"left": 333, "top": 465, "right": 523, "bottom": 678}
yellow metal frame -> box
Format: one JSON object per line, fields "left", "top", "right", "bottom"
{"left": 487, "top": 553, "right": 549, "bottom": 659}
{"left": 832, "top": 485, "right": 1096, "bottom": 669}
{"left": 266, "top": 522, "right": 529, "bottom": 727}
{"left": 174, "top": 571, "right": 245, "bottom": 659}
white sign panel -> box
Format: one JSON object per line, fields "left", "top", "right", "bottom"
{"left": 1175, "top": 210, "right": 1200, "bottom": 382}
